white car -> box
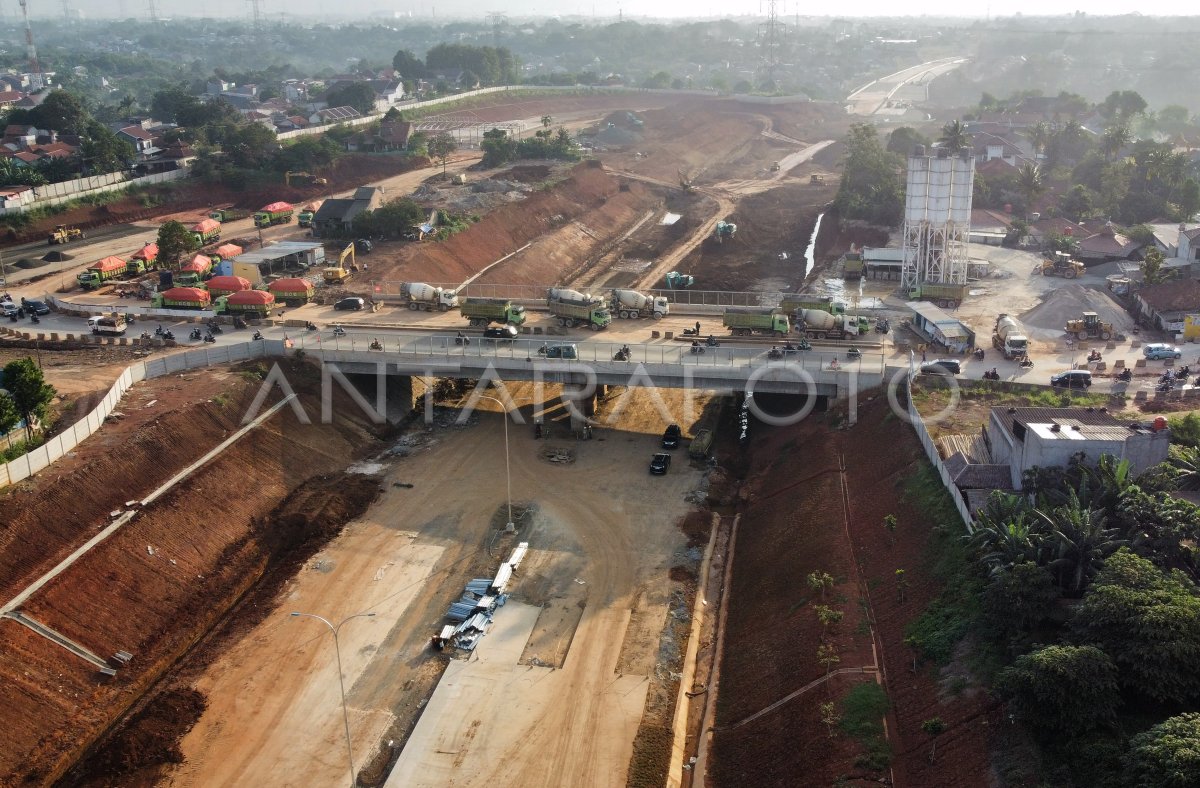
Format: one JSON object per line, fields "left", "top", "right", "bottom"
{"left": 1, "top": 301, "right": 18, "bottom": 317}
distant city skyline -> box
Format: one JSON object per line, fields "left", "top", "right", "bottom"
{"left": 11, "top": 0, "right": 1200, "bottom": 21}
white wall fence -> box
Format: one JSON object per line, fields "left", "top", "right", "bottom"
{"left": 0, "top": 340, "right": 280, "bottom": 489}
{"left": 905, "top": 375, "right": 975, "bottom": 532}
{"left": 1, "top": 169, "right": 190, "bottom": 216}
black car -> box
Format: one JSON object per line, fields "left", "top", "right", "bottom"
{"left": 920, "top": 359, "right": 961, "bottom": 376}
{"left": 1050, "top": 370, "right": 1093, "bottom": 390}
{"left": 334, "top": 297, "right": 365, "bottom": 311}
{"left": 483, "top": 325, "right": 519, "bottom": 341}
{"left": 649, "top": 453, "right": 672, "bottom": 475}
{"left": 661, "top": 424, "right": 682, "bottom": 449}
{"left": 354, "top": 238, "right": 373, "bottom": 254}
{"left": 22, "top": 299, "right": 50, "bottom": 316}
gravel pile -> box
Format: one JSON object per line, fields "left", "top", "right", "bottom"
{"left": 1019, "top": 284, "right": 1133, "bottom": 339}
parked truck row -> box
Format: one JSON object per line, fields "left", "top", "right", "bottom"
{"left": 547, "top": 289, "right": 611, "bottom": 330}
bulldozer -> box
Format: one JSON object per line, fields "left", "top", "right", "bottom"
{"left": 47, "top": 224, "right": 84, "bottom": 245}
{"left": 1041, "top": 251, "right": 1086, "bottom": 279}
{"left": 1065, "top": 312, "right": 1114, "bottom": 341}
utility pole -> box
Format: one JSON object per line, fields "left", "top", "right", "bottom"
{"left": 249, "top": 0, "right": 261, "bottom": 31}
{"left": 147, "top": 0, "right": 158, "bottom": 22}
{"left": 757, "top": 0, "right": 784, "bottom": 87}
{"left": 487, "top": 11, "right": 505, "bottom": 49}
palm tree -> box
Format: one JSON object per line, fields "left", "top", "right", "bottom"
{"left": 1035, "top": 491, "right": 1125, "bottom": 594}
{"left": 967, "top": 518, "right": 1046, "bottom": 576}
{"left": 1167, "top": 446, "right": 1200, "bottom": 491}
{"left": 1024, "top": 121, "right": 1052, "bottom": 158}
{"left": 1017, "top": 163, "right": 1045, "bottom": 213}
{"left": 938, "top": 119, "right": 971, "bottom": 151}
{"left": 1102, "top": 125, "right": 1131, "bottom": 160}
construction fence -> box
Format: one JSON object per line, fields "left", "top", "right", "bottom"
{"left": 905, "top": 373, "right": 975, "bottom": 532}
{"left": 0, "top": 340, "right": 279, "bottom": 489}
{"left": 0, "top": 169, "right": 190, "bottom": 216}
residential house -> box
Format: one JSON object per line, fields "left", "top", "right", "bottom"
{"left": 207, "top": 79, "right": 232, "bottom": 95}
{"left": 274, "top": 115, "right": 310, "bottom": 133}
{"left": 970, "top": 131, "right": 1035, "bottom": 169}
{"left": 219, "top": 91, "right": 260, "bottom": 111}
{"left": 1077, "top": 225, "right": 1143, "bottom": 263}
{"left": 311, "top": 186, "right": 385, "bottom": 237}
{"left": 1176, "top": 225, "right": 1200, "bottom": 263}
{"left": 969, "top": 208, "right": 1013, "bottom": 245}
{"left": 0, "top": 185, "right": 34, "bottom": 209}
{"left": 3, "top": 125, "right": 41, "bottom": 149}
{"left": 368, "top": 79, "right": 405, "bottom": 111}
{"left": 1134, "top": 279, "right": 1200, "bottom": 333}
{"left": 1028, "top": 217, "right": 1087, "bottom": 247}
{"left": 116, "top": 125, "right": 161, "bottom": 160}
{"left": 986, "top": 407, "right": 1171, "bottom": 490}
{"left": 309, "top": 106, "right": 361, "bottom": 125}
{"left": 379, "top": 119, "right": 412, "bottom": 150}
{"left": 282, "top": 80, "right": 312, "bottom": 104}
{"left": 975, "top": 157, "right": 1017, "bottom": 177}
{"left": 0, "top": 91, "right": 26, "bottom": 110}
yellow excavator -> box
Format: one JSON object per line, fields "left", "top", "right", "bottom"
{"left": 1064, "top": 312, "right": 1114, "bottom": 341}
{"left": 322, "top": 243, "right": 355, "bottom": 284}
{"left": 47, "top": 224, "right": 84, "bottom": 245}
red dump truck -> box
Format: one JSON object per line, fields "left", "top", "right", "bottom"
{"left": 151, "top": 287, "right": 212, "bottom": 310}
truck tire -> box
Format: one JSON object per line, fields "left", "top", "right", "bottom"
{"left": 439, "top": 304, "right": 449, "bottom": 312}
{"left": 618, "top": 310, "right": 628, "bottom": 319}
{"left": 408, "top": 302, "right": 419, "bottom": 310}
{"left": 1101, "top": 331, "right": 1112, "bottom": 340}
{"left": 1077, "top": 330, "right": 1089, "bottom": 340}
{"left": 1065, "top": 269, "right": 1077, "bottom": 279}
{"left": 775, "top": 330, "right": 785, "bottom": 337}
{"left": 653, "top": 311, "right": 664, "bottom": 320}
{"left": 590, "top": 323, "right": 602, "bottom": 331}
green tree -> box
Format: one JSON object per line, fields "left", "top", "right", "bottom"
{"left": 1017, "top": 163, "right": 1045, "bottom": 214}
{"left": 324, "top": 82, "right": 377, "bottom": 115}
{"left": 1122, "top": 713, "right": 1200, "bottom": 788}
{"left": 819, "top": 702, "right": 841, "bottom": 738}
{"left": 0, "top": 390, "right": 20, "bottom": 439}
{"left": 28, "top": 90, "right": 88, "bottom": 134}
{"left": 1103, "top": 125, "right": 1132, "bottom": 160}
{"left": 1178, "top": 178, "right": 1200, "bottom": 222}
{"left": 2, "top": 359, "right": 55, "bottom": 443}
{"left": 1023, "top": 121, "right": 1053, "bottom": 157}
{"left": 642, "top": 71, "right": 672, "bottom": 89}
{"left": 157, "top": 220, "right": 200, "bottom": 271}
{"left": 834, "top": 123, "right": 903, "bottom": 227}
{"left": 921, "top": 718, "right": 946, "bottom": 764}
{"left": 352, "top": 198, "right": 425, "bottom": 240}
{"left": 80, "top": 121, "right": 135, "bottom": 174}
{"left": 982, "top": 561, "right": 1060, "bottom": 641}
{"left": 1100, "top": 89, "right": 1148, "bottom": 122}
{"left": 428, "top": 133, "right": 458, "bottom": 175}
{"left": 1141, "top": 247, "right": 1173, "bottom": 285}
{"left": 1071, "top": 549, "right": 1200, "bottom": 703}
{"left": 937, "top": 119, "right": 971, "bottom": 151}
{"left": 807, "top": 570, "right": 834, "bottom": 600}
{"left": 223, "top": 123, "right": 278, "bottom": 170}
{"left": 816, "top": 643, "right": 840, "bottom": 674}
{"left": 882, "top": 514, "right": 898, "bottom": 544}
{"left": 1060, "top": 184, "right": 1097, "bottom": 221}
{"left": 886, "top": 127, "right": 930, "bottom": 156}
{"left": 392, "top": 49, "right": 426, "bottom": 79}
{"left": 480, "top": 128, "right": 517, "bottom": 168}
{"left": 996, "top": 645, "right": 1120, "bottom": 735}
{"left": 815, "top": 605, "right": 843, "bottom": 634}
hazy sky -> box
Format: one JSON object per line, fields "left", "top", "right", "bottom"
{"left": 28, "top": 0, "right": 1200, "bottom": 20}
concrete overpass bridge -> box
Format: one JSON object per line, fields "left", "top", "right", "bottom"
{"left": 287, "top": 331, "right": 890, "bottom": 411}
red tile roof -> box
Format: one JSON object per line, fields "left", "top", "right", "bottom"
{"left": 1079, "top": 226, "right": 1141, "bottom": 258}
{"left": 1136, "top": 280, "right": 1200, "bottom": 313}
{"left": 117, "top": 125, "right": 153, "bottom": 140}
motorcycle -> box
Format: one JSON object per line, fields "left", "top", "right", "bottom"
{"left": 30, "top": 314, "right": 39, "bottom": 324}
{"left": 1176, "top": 365, "right": 1191, "bottom": 379}
{"left": 1156, "top": 380, "right": 1174, "bottom": 393}
{"left": 370, "top": 340, "right": 383, "bottom": 351}
{"left": 304, "top": 322, "right": 317, "bottom": 332}
{"left": 233, "top": 317, "right": 247, "bottom": 330}
{"left": 162, "top": 330, "right": 175, "bottom": 342}
{"left": 973, "top": 347, "right": 985, "bottom": 360}
{"left": 1087, "top": 350, "right": 1102, "bottom": 362}
{"left": 690, "top": 341, "right": 705, "bottom": 354}
{"left": 1116, "top": 369, "right": 1133, "bottom": 382}
{"left": 140, "top": 331, "right": 152, "bottom": 341}
{"left": 983, "top": 369, "right": 1001, "bottom": 381}
{"left": 208, "top": 321, "right": 223, "bottom": 334}
{"left": 847, "top": 347, "right": 862, "bottom": 360}
{"left": 202, "top": 333, "right": 216, "bottom": 344}
{"left": 252, "top": 331, "right": 263, "bottom": 341}
{"left": 613, "top": 346, "right": 630, "bottom": 361}
{"left": 190, "top": 327, "right": 203, "bottom": 341}
{"left": 1019, "top": 358, "right": 1035, "bottom": 368}
{"left": 767, "top": 346, "right": 783, "bottom": 360}
{"left": 705, "top": 336, "right": 720, "bottom": 348}
{"left": 332, "top": 325, "right": 347, "bottom": 338}
{"left": 875, "top": 319, "right": 890, "bottom": 334}
{"left": 454, "top": 332, "right": 470, "bottom": 346}
{"left": 124, "top": 313, "right": 136, "bottom": 325}
{"left": 155, "top": 324, "right": 167, "bottom": 337}
{"left": 537, "top": 343, "right": 549, "bottom": 356}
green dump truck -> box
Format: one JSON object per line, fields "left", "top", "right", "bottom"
{"left": 547, "top": 288, "right": 611, "bottom": 331}
{"left": 253, "top": 201, "right": 294, "bottom": 228}
{"left": 907, "top": 282, "right": 969, "bottom": 309}
{"left": 77, "top": 256, "right": 127, "bottom": 290}
{"left": 722, "top": 307, "right": 790, "bottom": 337}
{"left": 213, "top": 290, "right": 276, "bottom": 320}
{"left": 190, "top": 218, "right": 221, "bottom": 245}
{"left": 779, "top": 294, "right": 846, "bottom": 315}
{"left": 151, "top": 287, "right": 212, "bottom": 310}
{"left": 460, "top": 297, "right": 527, "bottom": 327}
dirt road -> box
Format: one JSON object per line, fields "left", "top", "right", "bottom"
{"left": 168, "top": 387, "right": 710, "bottom": 787}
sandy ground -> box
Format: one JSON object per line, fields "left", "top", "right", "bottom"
{"left": 166, "top": 387, "right": 708, "bottom": 787}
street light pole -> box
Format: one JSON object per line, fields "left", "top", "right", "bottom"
{"left": 290, "top": 611, "right": 376, "bottom": 787}
{"left": 478, "top": 394, "right": 515, "bottom": 532}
